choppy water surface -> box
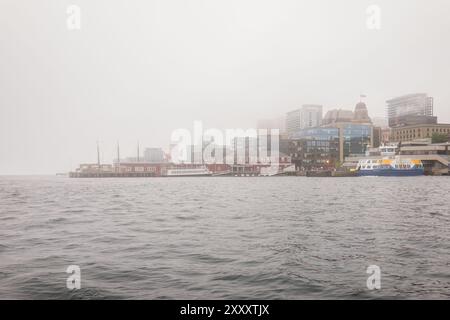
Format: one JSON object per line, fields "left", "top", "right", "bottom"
{"left": 0, "top": 176, "right": 449, "bottom": 299}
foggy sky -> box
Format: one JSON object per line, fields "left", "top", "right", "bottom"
{"left": 1, "top": 0, "right": 450, "bottom": 174}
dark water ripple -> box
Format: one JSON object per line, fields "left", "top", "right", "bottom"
{"left": 0, "top": 176, "right": 449, "bottom": 299}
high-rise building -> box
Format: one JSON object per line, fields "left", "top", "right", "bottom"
{"left": 286, "top": 109, "right": 302, "bottom": 135}
{"left": 300, "top": 104, "right": 323, "bottom": 129}
{"left": 286, "top": 105, "right": 323, "bottom": 136}
{"left": 387, "top": 93, "right": 434, "bottom": 127}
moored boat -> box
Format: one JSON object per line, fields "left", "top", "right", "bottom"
{"left": 356, "top": 157, "right": 424, "bottom": 177}
{"left": 165, "top": 166, "right": 212, "bottom": 177}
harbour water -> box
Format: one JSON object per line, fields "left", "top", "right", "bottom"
{"left": 0, "top": 176, "right": 449, "bottom": 299}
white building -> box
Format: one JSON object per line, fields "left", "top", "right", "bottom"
{"left": 386, "top": 93, "right": 434, "bottom": 127}
{"left": 286, "top": 104, "right": 323, "bottom": 135}
{"left": 300, "top": 104, "right": 323, "bottom": 129}
{"left": 286, "top": 109, "right": 302, "bottom": 135}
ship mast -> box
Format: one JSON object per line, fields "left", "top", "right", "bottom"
{"left": 97, "top": 141, "right": 101, "bottom": 165}
{"left": 97, "top": 140, "right": 101, "bottom": 175}
{"left": 117, "top": 141, "right": 120, "bottom": 164}
{"left": 137, "top": 141, "right": 140, "bottom": 163}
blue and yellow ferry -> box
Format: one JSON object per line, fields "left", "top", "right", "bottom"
{"left": 356, "top": 157, "right": 424, "bottom": 177}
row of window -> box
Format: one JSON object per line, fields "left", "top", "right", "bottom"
{"left": 394, "top": 127, "right": 450, "bottom": 139}
{"left": 119, "top": 167, "right": 157, "bottom": 172}
{"left": 168, "top": 169, "right": 207, "bottom": 174}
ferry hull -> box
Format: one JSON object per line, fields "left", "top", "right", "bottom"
{"left": 165, "top": 173, "right": 212, "bottom": 177}
{"left": 357, "top": 169, "right": 424, "bottom": 177}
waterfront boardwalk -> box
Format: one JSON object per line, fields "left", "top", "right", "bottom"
{"left": 69, "top": 172, "right": 157, "bottom": 178}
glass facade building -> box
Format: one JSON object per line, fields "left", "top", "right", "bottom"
{"left": 289, "top": 128, "right": 340, "bottom": 170}
{"left": 342, "top": 124, "right": 372, "bottom": 158}
{"left": 289, "top": 124, "right": 373, "bottom": 170}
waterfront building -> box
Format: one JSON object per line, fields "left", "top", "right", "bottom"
{"left": 320, "top": 122, "right": 373, "bottom": 162}
{"left": 387, "top": 93, "right": 434, "bottom": 127}
{"left": 70, "top": 162, "right": 168, "bottom": 177}
{"left": 289, "top": 127, "right": 340, "bottom": 170}
{"left": 289, "top": 123, "right": 373, "bottom": 170}
{"left": 114, "top": 162, "right": 163, "bottom": 176}
{"left": 340, "top": 123, "right": 373, "bottom": 160}
{"left": 400, "top": 141, "right": 450, "bottom": 175}
{"left": 390, "top": 123, "right": 450, "bottom": 142}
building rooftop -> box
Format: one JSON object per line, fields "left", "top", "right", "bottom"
{"left": 386, "top": 93, "right": 428, "bottom": 103}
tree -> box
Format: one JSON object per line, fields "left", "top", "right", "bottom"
{"left": 432, "top": 132, "right": 449, "bottom": 144}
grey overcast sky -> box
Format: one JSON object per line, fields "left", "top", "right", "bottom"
{"left": 1, "top": 0, "right": 450, "bottom": 174}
